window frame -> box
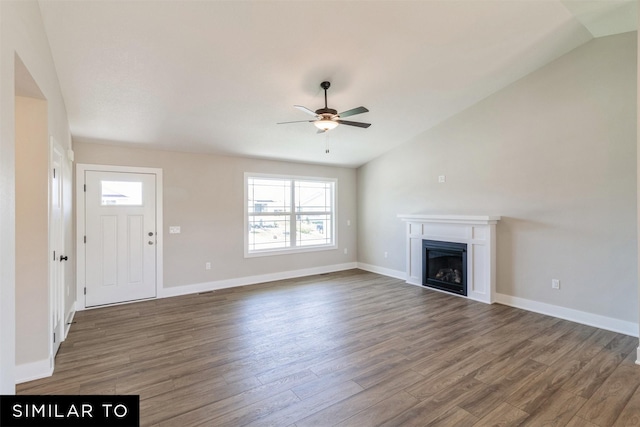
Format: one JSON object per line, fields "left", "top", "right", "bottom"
{"left": 244, "top": 172, "right": 337, "bottom": 257}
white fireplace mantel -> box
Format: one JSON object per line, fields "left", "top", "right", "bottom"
{"left": 398, "top": 214, "right": 501, "bottom": 304}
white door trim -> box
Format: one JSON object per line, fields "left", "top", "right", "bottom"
{"left": 76, "top": 164, "right": 163, "bottom": 311}
{"left": 49, "top": 136, "right": 65, "bottom": 359}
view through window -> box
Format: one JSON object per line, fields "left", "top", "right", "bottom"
{"left": 246, "top": 175, "right": 335, "bottom": 254}
{"left": 101, "top": 181, "right": 143, "bottom": 206}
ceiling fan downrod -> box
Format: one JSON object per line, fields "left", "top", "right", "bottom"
{"left": 321, "top": 81, "right": 331, "bottom": 109}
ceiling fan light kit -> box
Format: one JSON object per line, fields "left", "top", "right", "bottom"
{"left": 314, "top": 118, "right": 339, "bottom": 131}
{"left": 278, "top": 81, "right": 371, "bottom": 132}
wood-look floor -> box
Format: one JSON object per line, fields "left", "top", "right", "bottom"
{"left": 18, "top": 269, "right": 640, "bottom": 426}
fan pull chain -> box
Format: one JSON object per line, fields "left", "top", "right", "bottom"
{"left": 325, "top": 131, "right": 330, "bottom": 154}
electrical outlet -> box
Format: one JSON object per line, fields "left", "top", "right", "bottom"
{"left": 438, "top": 175, "right": 446, "bottom": 183}
{"left": 552, "top": 279, "right": 560, "bottom": 289}
{"left": 205, "top": 262, "right": 211, "bottom": 270}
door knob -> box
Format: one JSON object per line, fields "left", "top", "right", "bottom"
{"left": 148, "top": 241, "right": 154, "bottom": 245}
{"left": 60, "top": 255, "right": 68, "bottom": 261}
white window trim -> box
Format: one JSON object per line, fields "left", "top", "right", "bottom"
{"left": 244, "top": 172, "right": 337, "bottom": 258}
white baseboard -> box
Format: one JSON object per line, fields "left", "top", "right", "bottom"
{"left": 356, "top": 263, "right": 406, "bottom": 280}
{"left": 64, "top": 305, "right": 76, "bottom": 340}
{"left": 359, "top": 262, "right": 639, "bottom": 338}
{"left": 76, "top": 260, "right": 640, "bottom": 340}
{"left": 15, "top": 357, "right": 53, "bottom": 384}
{"left": 495, "top": 293, "right": 639, "bottom": 338}
{"left": 159, "top": 262, "right": 359, "bottom": 298}
{"left": 17, "top": 307, "right": 76, "bottom": 385}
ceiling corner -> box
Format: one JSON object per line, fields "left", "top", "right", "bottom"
{"left": 561, "top": 0, "right": 638, "bottom": 38}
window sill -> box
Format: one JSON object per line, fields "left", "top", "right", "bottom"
{"left": 245, "top": 244, "right": 337, "bottom": 258}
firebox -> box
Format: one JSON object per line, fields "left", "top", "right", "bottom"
{"left": 422, "top": 240, "right": 467, "bottom": 296}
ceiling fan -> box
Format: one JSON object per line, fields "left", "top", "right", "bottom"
{"left": 278, "top": 81, "right": 371, "bottom": 132}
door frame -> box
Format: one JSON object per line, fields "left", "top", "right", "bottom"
{"left": 76, "top": 164, "right": 163, "bottom": 311}
{"left": 49, "top": 136, "right": 65, "bottom": 357}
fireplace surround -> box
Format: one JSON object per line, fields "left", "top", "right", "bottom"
{"left": 399, "top": 215, "right": 500, "bottom": 303}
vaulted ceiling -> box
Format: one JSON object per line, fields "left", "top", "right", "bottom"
{"left": 38, "top": 0, "right": 636, "bottom": 167}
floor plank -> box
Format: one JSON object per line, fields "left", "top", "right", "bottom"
{"left": 613, "top": 383, "right": 640, "bottom": 426}
{"left": 577, "top": 363, "right": 640, "bottom": 426}
{"left": 16, "top": 269, "right": 639, "bottom": 427}
{"left": 473, "top": 401, "right": 529, "bottom": 427}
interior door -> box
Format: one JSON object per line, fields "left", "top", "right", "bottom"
{"left": 84, "top": 170, "right": 157, "bottom": 307}
{"left": 50, "top": 141, "right": 65, "bottom": 355}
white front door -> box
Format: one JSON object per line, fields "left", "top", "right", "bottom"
{"left": 84, "top": 170, "right": 157, "bottom": 307}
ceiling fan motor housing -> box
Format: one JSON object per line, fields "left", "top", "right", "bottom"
{"left": 316, "top": 108, "right": 338, "bottom": 116}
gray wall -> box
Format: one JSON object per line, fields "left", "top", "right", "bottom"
{"left": 15, "top": 96, "right": 49, "bottom": 366}
{"left": 1, "top": 0, "right": 74, "bottom": 391}
{"left": 74, "top": 143, "right": 358, "bottom": 289}
{"left": 358, "top": 32, "right": 638, "bottom": 324}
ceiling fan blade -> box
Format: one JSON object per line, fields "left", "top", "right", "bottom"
{"left": 277, "top": 120, "right": 314, "bottom": 124}
{"left": 338, "top": 106, "right": 369, "bottom": 118}
{"left": 294, "top": 105, "right": 319, "bottom": 117}
{"left": 336, "top": 119, "right": 371, "bottom": 128}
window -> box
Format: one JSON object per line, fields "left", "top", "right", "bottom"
{"left": 245, "top": 174, "right": 336, "bottom": 256}
{"left": 101, "top": 181, "right": 143, "bottom": 206}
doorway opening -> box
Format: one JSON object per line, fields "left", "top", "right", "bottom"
{"left": 15, "top": 54, "right": 61, "bottom": 381}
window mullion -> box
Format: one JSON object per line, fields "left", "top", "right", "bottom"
{"left": 290, "top": 179, "right": 297, "bottom": 248}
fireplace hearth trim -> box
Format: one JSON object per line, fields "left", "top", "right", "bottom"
{"left": 398, "top": 214, "right": 500, "bottom": 304}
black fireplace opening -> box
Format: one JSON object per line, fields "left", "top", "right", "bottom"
{"left": 422, "top": 240, "right": 467, "bottom": 296}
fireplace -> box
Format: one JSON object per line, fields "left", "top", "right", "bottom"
{"left": 422, "top": 239, "right": 467, "bottom": 296}
{"left": 398, "top": 215, "right": 500, "bottom": 303}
